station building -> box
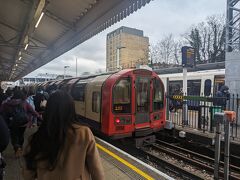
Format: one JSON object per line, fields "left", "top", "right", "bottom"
{"left": 106, "top": 26, "right": 149, "bottom": 72}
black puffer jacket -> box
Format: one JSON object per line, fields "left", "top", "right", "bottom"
{"left": 0, "top": 115, "right": 9, "bottom": 152}
{"left": 219, "top": 85, "right": 229, "bottom": 93}
{"left": 214, "top": 85, "right": 230, "bottom": 108}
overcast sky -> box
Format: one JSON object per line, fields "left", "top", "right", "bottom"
{"left": 26, "top": 0, "right": 226, "bottom": 78}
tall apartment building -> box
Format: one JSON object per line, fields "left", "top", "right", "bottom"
{"left": 106, "top": 26, "right": 149, "bottom": 72}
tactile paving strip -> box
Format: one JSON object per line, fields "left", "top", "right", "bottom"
{"left": 99, "top": 150, "right": 145, "bottom": 180}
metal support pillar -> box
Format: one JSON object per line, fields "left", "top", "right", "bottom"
{"left": 214, "top": 121, "right": 221, "bottom": 180}
{"left": 213, "top": 112, "right": 224, "bottom": 180}
{"left": 166, "top": 77, "right": 169, "bottom": 120}
{"left": 223, "top": 111, "right": 236, "bottom": 180}
{"left": 224, "top": 120, "right": 230, "bottom": 180}
{"left": 198, "top": 106, "right": 202, "bottom": 129}
{"left": 183, "top": 67, "right": 187, "bottom": 95}
{"left": 182, "top": 100, "right": 188, "bottom": 126}
{"left": 226, "top": 0, "right": 240, "bottom": 95}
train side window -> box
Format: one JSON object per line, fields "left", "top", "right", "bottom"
{"left": 204, "top": 79, "right": 212, "bottom": 96}
{"left": 92, "top": 92, "right": 100, "bottom": 113}
{"left": 71, "top": 83, "right": 86, "bottom": 101}
{"left": 153, "top": 78, "right": 164, "bottom": 111}
{"left": 169, "top": 81, "right": 183, "bottom": 96}
{"left": 113, "top": 78, "right": 131, "bottom": 113}
{"left": 187, "top": 80, "right": 201, "bottom": 96}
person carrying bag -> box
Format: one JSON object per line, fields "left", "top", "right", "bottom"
{"left": 1, "top": 90, "right": 41, "bottom": 157}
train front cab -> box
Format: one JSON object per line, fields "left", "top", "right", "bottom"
{"left": 102, "top": 69, "right": 166, "bottom": 139}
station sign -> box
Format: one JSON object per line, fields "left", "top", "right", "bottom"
{"left": 172, "top": 95, "right": 183, "bottom": 100}
{"left": 182, "top": 46, "right": 195, "bottom": 67}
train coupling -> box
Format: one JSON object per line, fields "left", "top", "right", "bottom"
{"left": 135, "top": 135, "right": 156, "bottom": 148}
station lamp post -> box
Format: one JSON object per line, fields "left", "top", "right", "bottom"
{"left": 116, "top": 46, "right": 126, "bottom": 70}
{"left": 64, "top": 65, "right": 70, "bottom": 79}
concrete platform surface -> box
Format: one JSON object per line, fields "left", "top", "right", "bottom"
{"left": 2, "top": 127, "right": 173, "bottom": 180}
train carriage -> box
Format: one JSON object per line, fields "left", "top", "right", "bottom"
{"left": 70, "top": 69, "right": 166, "bottom": 139}
{"left": 26, "top": 69, "right": 166, "bottom": 139}
{"left": 160, "top": 69, "right": 225, "bottom": 96}
{"left": 60, "top": 78, "right": 79, "bottom": 93}
{"left": 159, "top": 69, "right": 225, "bottom": 111}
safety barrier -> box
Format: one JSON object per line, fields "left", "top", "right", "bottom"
{"left": 167, "top": 94, "right": 240, "bottom": 141}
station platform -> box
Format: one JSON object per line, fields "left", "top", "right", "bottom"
{"left": 3, "top": 128, "right": 172, "bottom": 180}
{"left": 174, "top": 124, "right": 240, "bottom": 144}
{"left": 168, "top": 124, "right": 240, "bottom": 156}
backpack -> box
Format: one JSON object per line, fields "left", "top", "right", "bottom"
{"left": 10, "top": 103, "right": 28, "bottom": 128}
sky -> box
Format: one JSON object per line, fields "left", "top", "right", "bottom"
{"left": 26, "top": 0, "right": 226, "bottom": 78}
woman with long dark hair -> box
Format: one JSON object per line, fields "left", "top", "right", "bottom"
{"left": 23, "top": 90, "right": 104, "bottom": 180}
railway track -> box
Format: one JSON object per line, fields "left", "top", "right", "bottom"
{"left": 97, "top": 133, "right": 240, "bottom": 179}
{"left": 140, "top": 139, "right": 240, "bottom": 180}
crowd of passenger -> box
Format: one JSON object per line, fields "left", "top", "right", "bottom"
{"left": 0, "top": 86, "right": 104, "bottom": 180}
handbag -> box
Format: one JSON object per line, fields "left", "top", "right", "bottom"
{"left": 40, "top": 100, "right": 47, "bottom": 108}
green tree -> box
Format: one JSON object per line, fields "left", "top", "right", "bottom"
{"left": 185, "top": 14, "right": 225, "bottom": 63}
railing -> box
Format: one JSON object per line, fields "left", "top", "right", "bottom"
{"left": 167, "top": 94, "right": 240, "bottom": 141}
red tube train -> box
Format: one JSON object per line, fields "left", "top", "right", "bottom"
{"left": 33, "top": 69, "right": 166, "bottom": 139}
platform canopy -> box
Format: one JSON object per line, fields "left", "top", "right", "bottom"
{"left": 0, "top": 0, "right": 151, "bottom": 81}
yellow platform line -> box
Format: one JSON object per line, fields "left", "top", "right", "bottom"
{"left": 96, "top": 143, "right": 154, "bottom": 180}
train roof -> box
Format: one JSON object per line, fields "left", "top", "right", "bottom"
{"left": 159, "top": 69, "right": 225, "bottom": 78}
{"left": 154, "top": 62, "right": 225, "bottom": 75}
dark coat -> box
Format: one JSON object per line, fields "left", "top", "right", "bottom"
{"left": 0, "top": 115, "right": 9, "bottom": 152}
{"left": 33, "top": 93, "right": 45, "bottom": 113}
{"left": 214, "top": 85, "right": 230, "bottom": 108}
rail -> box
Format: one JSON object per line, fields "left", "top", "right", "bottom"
{"left": 140, "top": 139, "right": 240, "bottom": 179}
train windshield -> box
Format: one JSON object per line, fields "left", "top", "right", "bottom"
{"left": 113, "top": 78, "right": 131, "bottom": 113}
{"left": 153, "top": 78, "right": 164, "bottom": 111}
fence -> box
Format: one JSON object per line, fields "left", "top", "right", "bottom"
{"left": 167, "top": 94, "right": 240, "bottom": 141}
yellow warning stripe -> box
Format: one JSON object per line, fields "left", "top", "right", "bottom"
{"left": 96, "top": 143, "right": 154, "bottom": 180}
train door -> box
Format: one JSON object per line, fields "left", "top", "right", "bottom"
{"left": 135, "top": 76, "right": 150, "bottom": 124}
{"left": 214, "top": 75, "right": 225, "bottom": 95}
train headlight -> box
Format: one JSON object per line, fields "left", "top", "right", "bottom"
{"left": 114, "top": 117, "right": 131, "bottom": 125}
{"left": 115, "top": 118, "right": 121, "bottom": 124}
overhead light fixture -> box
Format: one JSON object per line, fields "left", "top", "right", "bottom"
{"left": 35, "top": 12, "right": 44, "bottom": 28}
{"left": 19, "top": 56, "right": 22, "bottom": 60}
{"left": 24, "top": 43, "right": 29, "bottom": 50}
{"left": 19, "top": 51, "right": 22, "bottom": 56}
{"left": 16, "top": 64, "right": 18, "bottom": 67}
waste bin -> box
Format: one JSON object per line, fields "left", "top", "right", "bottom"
{"left": 209, "top": 106, "right": 222, "bottom": 132}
